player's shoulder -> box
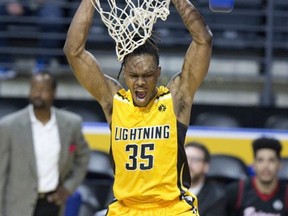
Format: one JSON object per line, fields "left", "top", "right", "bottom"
{"left": 114, "top": 88, "right": 130, "bottom": 102}
{"left": 157, "top": 86, "right": 170, "bottom": 97}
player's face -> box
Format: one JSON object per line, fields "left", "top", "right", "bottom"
{"left": 185, "top": 147, "right": 208, "bottom": 183}
{"left": 253, "top": 149, "right": 281, "bottom": 184}
{"left": 123, "top": 54, "right": 160, "bottom": 107}
{"left": 29, "top": 74, "right": 55, "bottom": 109}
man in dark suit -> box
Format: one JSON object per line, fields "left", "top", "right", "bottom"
{"left": 185, "top": 141, "right": 227, "bottom": 216}
{"left": 0, "top": 72, "right": 90, "bottom": 216}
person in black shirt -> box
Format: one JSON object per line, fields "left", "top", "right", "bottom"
{"left": 185, "top": 141, "right": 226, "bottom": 216}
{"left": 226, "top": 137, "right": 288, "bottom": 216}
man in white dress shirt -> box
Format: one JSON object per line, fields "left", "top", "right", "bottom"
{"left": 0, "top": 72, "right": 90, "bottom": 216}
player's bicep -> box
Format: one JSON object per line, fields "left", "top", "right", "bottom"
{"left": 66, "top": 50, "right": 114, "bottom": 103}
{"left": 181, "top": 42, "right": 212, "bottom": 94}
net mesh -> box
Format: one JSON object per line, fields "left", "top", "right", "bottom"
{"left": 90, "top": 0, "right": 171, "bottom": 61}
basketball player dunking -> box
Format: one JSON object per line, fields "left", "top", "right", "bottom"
{"left": 64, "top": 0, "right": 212, "bottom": 215}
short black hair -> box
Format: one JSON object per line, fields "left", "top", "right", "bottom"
{"left": 117, "top": 35, "right": 160, "bottom": 80}
{"left": 252, "top": 137, "right": 282, "bottom": 159}
{"left": 124, "top": 37, "right": 159, "bottom": 65}
{"left": 185, "top": 141, "right": 211, "bottom": 162}
{"left": 32, "top": 72, "right": 57, "bottom": 90}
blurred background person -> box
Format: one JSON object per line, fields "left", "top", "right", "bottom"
{"left": 226, "top": 137, "right": 288, "bottom": 216}
{"left": 0, "top": 0, "right": 66, "bottom": 78}
{"left": 185, "top": 141, "right": 227, "bottom": 216}
{"left": 0, "top": 72, "right": 90, "bottom": 216}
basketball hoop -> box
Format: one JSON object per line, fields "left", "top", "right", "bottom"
{"left": 90, "top": 0, "right": 171, "bottom": 61}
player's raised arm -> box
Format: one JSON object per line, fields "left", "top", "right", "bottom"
{"left": 168, "top": 0, "right": 213, "bottom": 125}
{"left": 64, "top": 0, "right": 121, "bottom": 122}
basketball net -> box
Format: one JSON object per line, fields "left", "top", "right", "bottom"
{"left": 90, "top": 0, "right": 171, "bottom": 61}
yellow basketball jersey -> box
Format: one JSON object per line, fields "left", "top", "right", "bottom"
{"left": 111, "top": 86, "right": 191, "bottom": 207}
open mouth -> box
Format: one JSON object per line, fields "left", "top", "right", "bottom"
{"left": 135, "top": 90, "right": 147, "bottom": 100}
